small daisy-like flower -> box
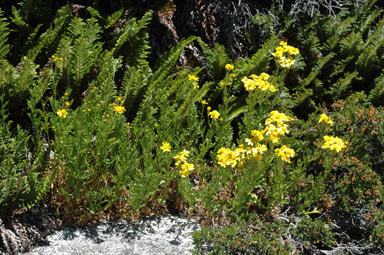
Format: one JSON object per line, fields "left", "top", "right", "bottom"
{"left": 160, "top": 141, "right": 172, "bottom": 152}
{"left": 179, "top": 162, "right": 194, "bottom": 178}
{"left": 188, "top": 75, "right": 199, "bottom": 82}
{"left": 56, "top": 109, "right": 68, "bottom": 118}
{"left": 318, "top": 113, "right": 334, "bottom": 127}
{"left": 65, "top": 101, "right": 70, "bottom": 106}
{"left": 113, "top": 105, "right": 126, "bottom": 114}
{"left": 275, "top": 145, "right": 295, "bottom": 163}
{"left": 201, "top": 99, "right": 207, "bottom": 105}
{"left": 209, "top": 110, "right": 220, "bottom": 120}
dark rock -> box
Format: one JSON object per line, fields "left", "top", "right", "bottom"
{"left": 0, "top": 205, "right": 61, "bottom": 255}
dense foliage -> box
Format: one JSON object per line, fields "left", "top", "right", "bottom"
{"left": 1, "top": 0, "right": 384, "bottom": 254}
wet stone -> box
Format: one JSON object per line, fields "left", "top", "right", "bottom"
{"left": 23, "top": 215, "right": 200, "bottom": 255}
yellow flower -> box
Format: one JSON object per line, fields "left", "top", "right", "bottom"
{"left": 219, "top": 81, "right": 229, "bottom": 87}
{"left": 201, "top": 99, "right": 207, "bottom": 105}
{"left": 154, "top": 123, "right": 159, "bottom": 127}
{"left": 318, "top": 113, "right": 334, "bottom": 126}
{"left": 65, "top": 101, "right": 70, "bottom": 106}
{"left": 241, "top": 73, "right": 276, "bottom": 93}
{"left": 275, "top": 145, "right": 295, "bottom": 163}
{"left": 286, "top": 46, "right": 300, "bottom": 55}
{"left": 179, "top": 162, "right": 194, "bottom": 178}
{"left": 321, "top": 136, "right": 347, "bottom": 152}
{"left": 188, "top": 74, "right": 199, "bottom": 82}
{"left": 180, "top": 149, "right": 190, "bottom": 157}
{"left": 117, "top": 96, "right": 122, "bottom": 102}
{"left": 225, "top": 64, "right": 234, "bottom": 71}
{"left": 272, "top": 42, "right": 299, "bottom": 68}
{"left": 207, "top": 106, "right": 212, "bottom": 111}
{"left": 217, "top": 147, "right": 239, "bottom": 168}
{"left": 251, "top": 130, "right": 264, "bottom": 142}
{"left": 56, "top": 109, "right": 68, "bottom": 118}
{"left": 209, "top": 110, "right": 220, "bottom": 120}
{"left": 113, "top": 105, "right": 126, "bottom": 114}
{"left": 64, "top": 92, "right": 69, "bottom": 96}
{"left": 279, "top": 41, "right": 288, "bottom": 47}
{"left": 248, "top": 144, "right": 268, "bottom": 160}
{"left": 160, "top": 141, "right": 172, "bottom": 152}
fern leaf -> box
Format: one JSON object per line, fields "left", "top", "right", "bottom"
{"left": 367, "top": 71, "right": 384, "bottom": 104}
{"left": 147, "top": 36, "right": 197, "bottom": 95}
{"left": 197, "top": 39, "right": 230, "bottom": 81}
{"left": 0, "top": 10, "right": 10, "bottom": 59}
{"left": 328, "top": 71, "right": 359, "bottom": 99}
{"left": 112, "top": 10, "right": 153, "bottom": 56}
{"left": 26, "top": 5, "right": 71, "bottom": 61}
{"left": 105, "top": 9, "right": 124, "bottom": 29}
{"left": 301, "top": 52, "right": 336, "bottom": 87}
{"left": 10, "top": 5, "right": 29, "bottom": 29}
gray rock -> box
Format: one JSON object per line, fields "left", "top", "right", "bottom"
{"left": 24, "top": 215, "right": 200, "bottom": 255}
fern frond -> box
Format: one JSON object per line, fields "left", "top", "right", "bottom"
{"left": 111, "top": 10, "right": 153, "bottom": 56}
{"left": 197, "top": 39, "right": 230, "bottom": 81}
{"left": 301, "top": 52, "right": 336, "bottom": 87}
{"left": 367, "top": 71, "right": 384, "bottom": 104}
{"left": 14, "top": 58, "right": 38, "bottom": 93}
{"left": 147, "top": 36, "right": 197, "bottom": 95}
{"left": 71, "top": 37, "right": 94, "bottom": 84}
{"left": 0, "top": 10, "right": 10, "bottom": 59}
{"left": 26, "top": 5, "right": 71, "bottom": 61}
{"left": 246, "top": 36, "right": 276, "bottom": 73}
{"left": 105, "top": 9, "right": 124, "bottom": 29}
{"left": 121, "top": 65, "right": 152, "bottom": 115}
{"left": 10, "top": 5, "right": 29, "bottom": 29}
{"left": 328, "top": 71, "right": 359, "bottom": 99}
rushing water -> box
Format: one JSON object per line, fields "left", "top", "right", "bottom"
{"left": 24, "top": 215, "right": 200, "bottom": 255}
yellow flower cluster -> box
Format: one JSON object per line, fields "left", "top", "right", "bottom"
{"left": 113, "top": 105, "right": 126, "bottom": 114}
{"left": 112, "top": 97, "right": 126, "bottom": 114}
{"left": 272, "top": 41, "right": 299, "bottom": 69}
{"left": 51, "top": 55, "right": 63, "bottom": 62}
{"left": 241, "top": 73, "right": 276, "bottom": 92}
{"left": 208, "top": 110, "right": 220, "bottom": 120}
{"left": 225, "top": 64, "right": 234, "bottom": 71}
{"left": 174, "top": 150, "right": 194, "bottom": 178}
{"left": 318, "top": 113, "right": 334, "bottom": 126}
{"left": 321, "top": 136, "right": 347, "bottom": 152}
{"left": 217, "top": 130, "right": 268, "bottom": 168}
{"left": 56, "top": 109, "right": 68, "bottom": 118}
{"left": 188, "top": 74, "right": 199, "bottom": 89}
{"left": 216, "top": 110, "right": 295, "bottom": 168}
{"left": 160, "top": 141, "right": 171, "bottom": 152}
{"left": 275, "top": 145, "right": 295, "bottom": 163}
{"left": 264, "top": 110, "right": 292, "bottom": 143}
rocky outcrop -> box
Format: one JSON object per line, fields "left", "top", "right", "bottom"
{"left": 0, "top": 206, "right": 60, "bottom": 255}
